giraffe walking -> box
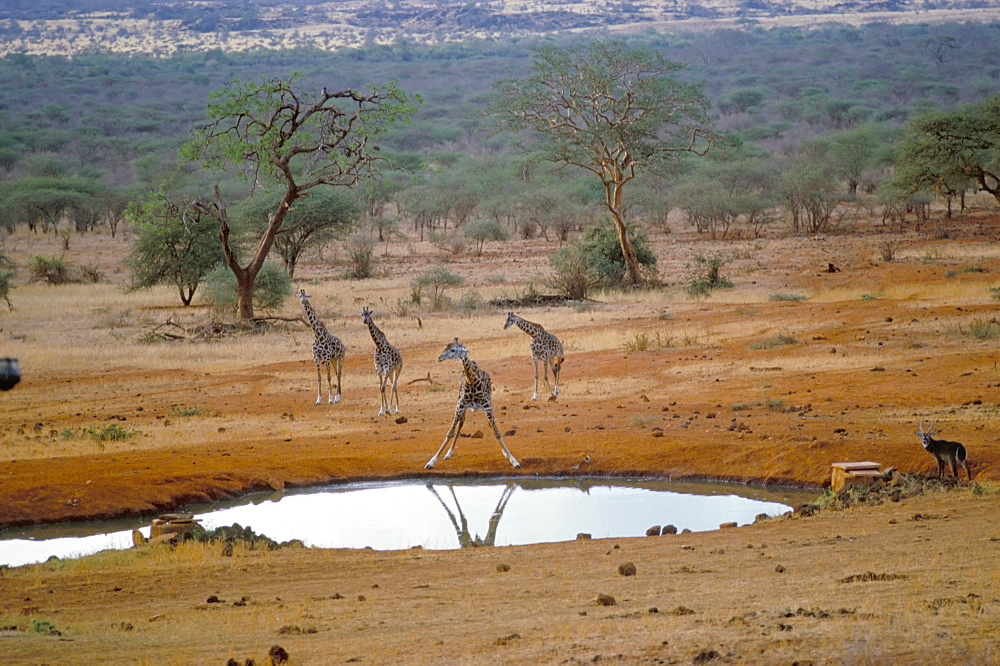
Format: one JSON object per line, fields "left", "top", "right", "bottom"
{"left": 425, "top": 338, "right": 520, "bottom": 469}
{"left": 296, "top": 289, "right": 346, "bottom": 405}
{"left": 504, "top": 312, "right": 564, "bottom": 401}
{"left": 361, "top": 307, "right": 402, "bottom": 416}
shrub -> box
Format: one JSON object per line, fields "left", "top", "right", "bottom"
{"left": 578, "top": 223, "right": 657, "bottom": 287}
{"left": 547, "top": 245, "right": 599, "bottom": 301}
{"left": 345, "top": 235, "right": 377, "bottom": 279}
{"left": 878, "top": 239, "right": 901, "bottom": 262}
{"left": 750, "top": 333, "right": 798, "bottom": 349}
{"left": 412, "top": 267, "right": 464, "bottom": 308}
{"left": 29, "top": 254, "right": 70, "bottom": 284}
{"left": 685, "top": 253, "right": 732, "bottom": 297}
{"left": 967, "top": 317, "right": 1000, "bottom": 340}
{"left": 464, "top": 218, "right": 510, "bottom": 256}
{"left": 202, "top": 262, "right": 292, "bottom": 313}
{"left": 80, "top": 264, "right": 104, "bottom": 283}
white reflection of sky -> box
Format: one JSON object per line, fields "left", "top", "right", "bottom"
{"left": 0, "top": 482, "right": 791, "bottom": 567}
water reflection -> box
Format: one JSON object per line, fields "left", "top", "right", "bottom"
{"left": 428, "top": 482, "right": 516, "bottom": 548}
{"left": 0, "top": 478, "right": 817, "bottom": 567}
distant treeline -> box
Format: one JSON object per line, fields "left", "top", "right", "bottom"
{"left": 0, "top": 21, "right": 998, "bottom": 236}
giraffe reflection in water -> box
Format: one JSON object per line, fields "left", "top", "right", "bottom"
{"left": 427, "top": 482, "right": 516, "bottom": 548}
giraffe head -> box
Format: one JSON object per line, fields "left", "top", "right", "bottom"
{"left": 503, "top": 312, "right": 519, "bottom": 329}
{"left": 296, "top": 288, "right": 311, "bottom": 303}
{"left": 438, "top": 338, "right": 468, "bottom": 362}
{"left": 361, "top": 307, "right": 374, "bottom": 323}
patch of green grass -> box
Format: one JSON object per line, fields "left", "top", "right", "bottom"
{"left": 81, "top": 424, "right": 139, "bottom": 442}
{"left": 749, "top": 333, "right": 798, "bottom": 350}
{"left": 170, "top": 406, "right": 209, "bottom": 417}
{"left": 769, "top": 293, "right": 807, "bottom": 302}
{"left": 859, "top": 292, "right": 883, "bottom": 301}
{"left": 967, "top": 317, "right": 1000, "bottom": 340}
{"left": 29, "top": 618, "right": 62, "bottom": 636}
{"left": 988, "top": 286, "right": 1000, "bottom": 301}
{"left": 945, "top": 265, "right": 985, "bottom": 278}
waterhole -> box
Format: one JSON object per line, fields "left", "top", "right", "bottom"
{"left": 0, "top": 477, "right": 817, "bottom": 567}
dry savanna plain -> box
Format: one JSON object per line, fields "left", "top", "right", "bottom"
{"left": 1, "top": 207, "right": 999, "bottom": 664}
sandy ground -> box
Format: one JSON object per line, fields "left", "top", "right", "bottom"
{"left": 0, "top": 211, "right": 998, "bottom": 663}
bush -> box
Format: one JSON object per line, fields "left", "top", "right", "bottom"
{"left": 685, "top": 253, "right": 732, "bottom": 298}
{"left": 547, "top": 245, "right": 599, "bottom": 300}
{"left": 413, "top": 267, "right": 464, "bottom": 308}
{"left": 202, "top": 262, "right": 292, "bottom": 313}
{"left": 576, "top": 223, "right": 657, "bottom": 287}
{"left": 29, "top": 254, "right": 70, "bottom": 284}
{"left": 345, "top": 235, "right": 377, "bottom": 279}
{"left": 464, "top": 218, "right": 510, "bottom": 256}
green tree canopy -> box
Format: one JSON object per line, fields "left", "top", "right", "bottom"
{"left": 234, "top": 188, "right": 360, "bottom": 278}
{"left": 124, "top": 193, "right": 225, "bottom": 306}
{"left": 888, "top": 94, "right": 1000, "bottom": 208}
{"left": 489, "top": 39, "right": 715, "bottom": 285}
{"left": 182, "top": 73, "right": 416, "bottom": 319}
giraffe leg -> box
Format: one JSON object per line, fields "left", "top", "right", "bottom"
{"left": 333, "top": 356, "right": 343, "bottom": 404}
{"left": 486, "top": 408, "right": 520, "bottom": 468}
{"left": 550, "top": 358, "right": 561, "bottom": 397}
{"left": 425, "top": 408, "right": 466, "bottom": 469}
{"left": 314, "top": 364, "right": 324, "bottom": 405}
{"left": 325, "top": 361, "right": 335, "bottom": 404}
{"left": 443, "top": 411, "right": 466, "bottom": 461}
{"left": 531, "top": 357, "right": 540, "bottom": 401}
{"left": 389, "top": 366, "right": 401, "bottom": 414}
{"left": 378, "top": 371, "right": 389, "bottom": 415}
{"left": 541, "top": 358, "right": 553, "bottom": 395}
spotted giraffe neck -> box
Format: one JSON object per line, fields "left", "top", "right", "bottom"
{"left": 301, "top": 299, "right": 327, "bottom": 336}
{"left": 364, "top": 317, "right": 389, "bottom": 347}
{"left": 459, "top": 355, "right": 480, "bottom": 382}
{"left": 513, "top": 317, "right": 545, "bottom": 339}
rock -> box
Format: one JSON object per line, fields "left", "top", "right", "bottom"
{"left": 576, "top": 533, "right": 592, "bottom": 540}
{"left": 662, "top": 524, "right": 678, "bottom": 535}
{"left": 617, "top": 562, "right": 637, "bottom": 576}
{"left": 496, "top": 563, "right": 511, "bottom": 572}
{"left": 394, "top": 416, "right": 408, "bottom": 424}
{"left": 267, "top": 645, "right": 289, "bottom": 665}
{"left": 596, "top": 593, "right": 616, "bottom": 606}
{"left": 775, "top": 565, "right": 786, "bottom": 573}
{"left": 719, "top": 521, "right": 738, "bottom": 529}
{"left": 646, "top": 525, "right": 662, "bottom": 536}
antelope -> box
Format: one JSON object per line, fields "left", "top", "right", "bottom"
{"left": 916, "top": 419, "right": 971, "bottom": 481}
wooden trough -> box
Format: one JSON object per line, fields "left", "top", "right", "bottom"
{"left": 132, "top": 513, "right": 202, "bottom": 546}
{"left": 830, "top": 461, "right": 882, "bottom": 493}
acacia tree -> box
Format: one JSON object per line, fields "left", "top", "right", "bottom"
{"left": 490, "top": 40, "right": 715, "bottom": 285}
{"left": 889, "top": 94, "right": 1000, "bottom": 213}
{"left": 181, "top": 74, "right": 415, "bottom": 319}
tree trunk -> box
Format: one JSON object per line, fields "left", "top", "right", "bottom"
{"left": 207, "top": 185, "right": 294, "bottom": 320}
{"left": 235, "top": 269, "right": 256, "bottom": 321}
{"left": 604, "top": 179, "right": 643, "bottom": 285}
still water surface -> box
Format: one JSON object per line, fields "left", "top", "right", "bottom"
{"left": 0, "top": 477, "right": 818, "bottom": 567}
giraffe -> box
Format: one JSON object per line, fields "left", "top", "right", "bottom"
{"left": 296, "top": 289, "right": 346, "bottom": 405}
{"left": 425, "top": 338, "right": 520, "bottom": 469}
{"left": 503, "top": 312, "right": 564, "bottom": 401}
{"left": 361, "top": 307, "right": 402, "bottom": 416}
